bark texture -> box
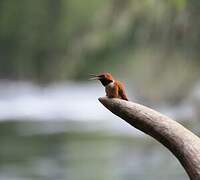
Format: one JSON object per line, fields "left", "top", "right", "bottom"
{"left": 99, "top": 97, "right": 200, "bottom": 180}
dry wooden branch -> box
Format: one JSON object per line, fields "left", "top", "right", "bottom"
{"left": 99, "top": 97, "right": 200, "bottom": 180}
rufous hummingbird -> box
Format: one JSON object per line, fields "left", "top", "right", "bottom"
{"left": 90, "top": 72, "right": 128, "bottom": 101}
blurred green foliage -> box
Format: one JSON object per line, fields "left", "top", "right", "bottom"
{"left": 0, "top": 0, "right": 200, "bottom": 92}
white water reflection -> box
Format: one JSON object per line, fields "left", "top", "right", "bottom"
{"left": 0, "top": 81, "right": 142, "bottom": 136}
{"left": 0, "top": 81, "right": 113, "bottom": 121}
{"left": 0, "top": 80, "right": 199, "bottom": 134}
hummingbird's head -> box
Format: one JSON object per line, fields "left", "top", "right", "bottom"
{"left": 89, "top": 72, "right": 114, "bottom": 86}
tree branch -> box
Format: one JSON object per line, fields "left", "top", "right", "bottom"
{"left": 99, "top": 97, "right": 200, "bottom": 180}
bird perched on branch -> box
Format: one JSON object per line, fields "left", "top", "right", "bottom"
{"left": 90, "top": 72, "right": 128, "bottom": 101}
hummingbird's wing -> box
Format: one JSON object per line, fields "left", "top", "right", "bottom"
{"left": 117, "top": 81, "right": 128, "bottom": 101}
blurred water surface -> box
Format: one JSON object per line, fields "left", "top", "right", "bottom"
{"left": 0, "top": 121, "right": 187, "bottom": 180}
{"left": 1, "top": 81, "right": 199, "bottom": 180}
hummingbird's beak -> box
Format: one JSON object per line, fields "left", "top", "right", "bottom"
{"left": 89, "top": 74, "right": 100, "bottom": 80}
